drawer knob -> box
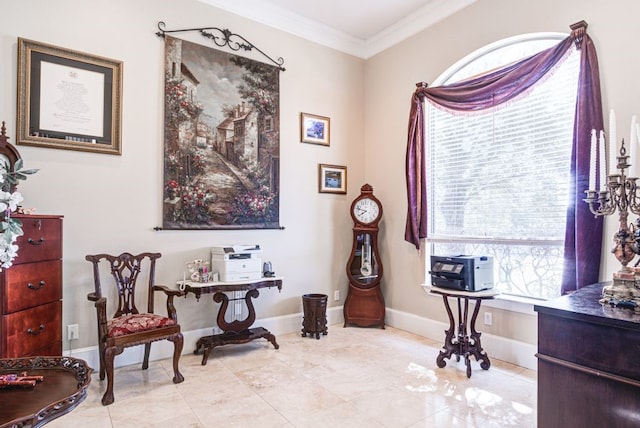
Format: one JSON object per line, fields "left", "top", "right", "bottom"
{"left": 27, "top": 281, "right": 46, "bottom": 290}
{"left": 27, "top": 238, "right": 45, "bottom": 246}
{"left": 27, "top": 324, "right": 45, "bottom": 335}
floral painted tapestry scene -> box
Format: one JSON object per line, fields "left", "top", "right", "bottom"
{"left": 163, "top": 35, "right": 280, "bottom": 229}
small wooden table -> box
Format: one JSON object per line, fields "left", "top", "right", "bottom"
{"left": 179, "top": 277, "right": 283, "bottom": 365}
{"left": 428, "top": 286, "right": 498, "bottom": 378}
{"left": 0, "top": 356, "right": 92, "bottom": 428}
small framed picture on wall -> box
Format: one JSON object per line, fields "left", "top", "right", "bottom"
{"left": 300, "top": 112, "right": 330, "bottom": 146}
{"left": 318, "top": 164, "right": 347, "bottom": 194}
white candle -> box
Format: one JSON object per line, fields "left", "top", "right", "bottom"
{"left": 631, "top": 115, "right": 638, "bottom": 177}
{"left": 600, "top": 130, "right": 607, "bottom": 192}
{"left": 589, "top": 129, "right": 597, "bottom": 191}
{"left": 636, "top": 122, "right": 640, "bottom": 176}
{"left": 610, "top": 109, "right": 617, "bottom": 174}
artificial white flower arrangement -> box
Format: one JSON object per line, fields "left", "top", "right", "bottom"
{"left": 0, "top": 158, "right": 38, "bottom": 270}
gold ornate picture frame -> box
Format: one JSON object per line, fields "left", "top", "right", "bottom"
{"left": 17, "top": 38, "right": 123, "bottom": 155}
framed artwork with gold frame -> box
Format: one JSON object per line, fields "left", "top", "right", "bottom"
{"left": 318, "top": 163, "right": 346, "bottom": 194}
{"left": 16, "top": 38, "right": 123, "bottom": 155}
{"left": 301, "top": 112, "right": 330, "bottom": 146}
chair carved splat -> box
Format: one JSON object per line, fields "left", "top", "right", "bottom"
{"left": 85, "top": 251, "right": 185, "bottom": 405}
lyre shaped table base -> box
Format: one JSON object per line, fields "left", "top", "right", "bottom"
{"left": 194, "top": 289, "right": 279, "bottom": 365}
{"left": 179, "top": 278, "right": 282, "bottom": 366}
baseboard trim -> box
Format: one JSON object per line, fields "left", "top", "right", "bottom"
{"left": 65, "top": 306, "right": 536, "bottom": 371}
{"left": 384, "top": 308, "right": 537, "bottom": 370}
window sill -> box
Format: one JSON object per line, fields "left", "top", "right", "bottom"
{"left": 482, "top": 293, "right": 541, "bottom": 315}
{"left": 421, "top": 284, "right": 542, "bottom": 315}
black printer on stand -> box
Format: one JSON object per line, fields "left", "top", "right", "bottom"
{"left": 429, "top": 255, "right": 494, "bottom": 292}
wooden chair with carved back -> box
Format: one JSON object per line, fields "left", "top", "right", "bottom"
{"left": 86, "top": 252, "right": 184, "bottom": 405}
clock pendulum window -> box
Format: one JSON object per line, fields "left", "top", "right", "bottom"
{"left": 344, "top": 183, "right": 385, "bottom": 329}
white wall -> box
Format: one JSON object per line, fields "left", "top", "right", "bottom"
{"left": 2, "top": 0, "right": 636, "bottom": 361}
{"left": 1, "top": 0, "right": 365, "bottom": 350}
{"left": 365, "top": 0, "right": 640, "bottom": 345}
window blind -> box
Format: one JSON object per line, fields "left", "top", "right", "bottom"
{"left": 426, "top": 43, "right": 581, "bottom": 299}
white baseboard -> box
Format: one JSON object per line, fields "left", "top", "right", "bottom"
{"left": 65, "top": 306, "right": 537, "bottom": 371}
{"left": 385, "top": 308, "right": 537, "bottom": 370}
{"left": 64, "top": 306, "right": 346, "bottom": 370}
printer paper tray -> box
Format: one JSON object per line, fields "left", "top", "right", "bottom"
{"left": 431, "top": 276, "right": 465, "bottom": 290}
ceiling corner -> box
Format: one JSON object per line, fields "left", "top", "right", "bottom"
{"left": 197, "top": 0, "right": 477, "bottom": 59}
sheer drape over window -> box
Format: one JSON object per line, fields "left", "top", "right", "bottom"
{"left": 405, "top": 21, "right": 603, "bottom": 293}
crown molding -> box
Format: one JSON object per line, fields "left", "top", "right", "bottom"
{"left": 197, "top": 0, "right": 477, "bottom": 59}
{"left": 363, "top": 0, "right": 478, "bottom": 59}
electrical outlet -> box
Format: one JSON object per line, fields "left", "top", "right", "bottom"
{"left": 334, "top": 290, "right": 340, "bottom": 301}
{"left": 483, "top": 312, "right": 492, "bottom": 326}
{"left": 67, "top": 324, "right": 79, "bottom": 341}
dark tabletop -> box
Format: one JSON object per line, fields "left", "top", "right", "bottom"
{"left": 534, "top": 282, "right": 640, "bottom": 330}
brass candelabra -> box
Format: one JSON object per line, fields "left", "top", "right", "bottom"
{"left": 584, "top": 140, "right": 640, "bottom": 310}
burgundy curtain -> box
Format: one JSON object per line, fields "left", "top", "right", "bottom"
{"left": 405, "top": 22, "right": 603, "bottom": 292}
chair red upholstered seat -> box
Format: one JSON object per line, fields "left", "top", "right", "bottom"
{"left": 107, "top": 313, "right": 177, "bottom": 338}
{"left": 86, "top": 252, "right": 184, "bottom": 405}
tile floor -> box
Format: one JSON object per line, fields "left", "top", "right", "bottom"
{"left": 49, "top": 325, "right": 537, "bottom": 427}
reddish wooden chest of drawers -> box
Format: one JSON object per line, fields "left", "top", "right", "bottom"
{"left": 0, "top": 214, "right": 63, "bottom": 358}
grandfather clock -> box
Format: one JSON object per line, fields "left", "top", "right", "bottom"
{"left": 344, "top": 184, "right": 385, "bottom": 328}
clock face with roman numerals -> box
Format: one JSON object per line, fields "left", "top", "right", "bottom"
{"left": 353, "top": 197, "right": 380, "bottom": 224}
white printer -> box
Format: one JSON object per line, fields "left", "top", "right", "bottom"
{"left": 211, "top": 245, "right": 262, "bottom": 282}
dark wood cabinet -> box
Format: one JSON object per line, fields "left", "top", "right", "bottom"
{"left": 534, "top": 283, "right": 640, "bottom": 428}
{"left": 0, "top": 214, "right": 63, "bottom": 358}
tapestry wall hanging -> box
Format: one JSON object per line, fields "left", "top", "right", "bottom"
{"left": 162, "top": 35, "right": 280, "bottom": 229}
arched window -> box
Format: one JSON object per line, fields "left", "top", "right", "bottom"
{"left": 426, "top": 33, "right": 580, "bottom": 299}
